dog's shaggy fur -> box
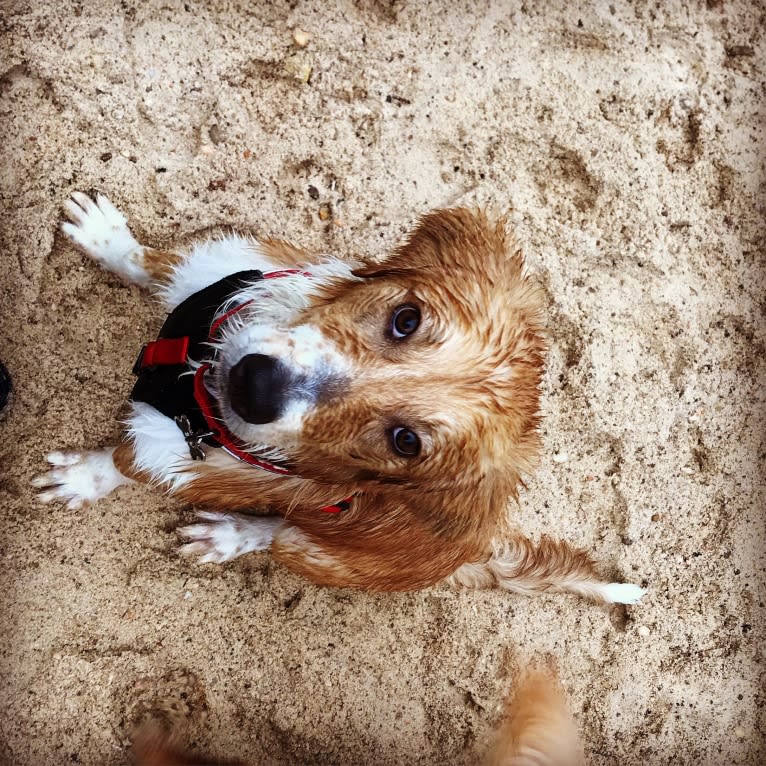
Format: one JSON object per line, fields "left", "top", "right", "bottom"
{"left": 35, "top": 192, "right": 643, "bottom": 603}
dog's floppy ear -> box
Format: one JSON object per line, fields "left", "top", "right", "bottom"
{"left": 351, "top": 261, "right": 409, "bottom": 280}
{"left": 355, "top": 207, "right": 517, "bottom": 281}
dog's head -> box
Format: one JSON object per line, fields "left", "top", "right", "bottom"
{"left": 212, "top": 209, "right": 546, "bottom": 530}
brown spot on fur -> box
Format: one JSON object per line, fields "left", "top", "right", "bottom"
{"left": 113, "top": 440, "right": 148, "bottom": 482}
{"left": 259, "top": 238, "right": 322, "bottom": 267}
{"left": 142, "top": 247, "right": 183, "bottom": 281}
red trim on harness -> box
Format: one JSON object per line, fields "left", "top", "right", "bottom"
{"left": 209, "top": 299, "right": 253, "bottom": 339}
{"left": 320, "top": 497, "right": 353, "bottom": 513}
{"left": 136, "top": 336, "right": 189, "bottom": 371}
{"left": 262, "top": 269, "right": 311, "bottom": 280}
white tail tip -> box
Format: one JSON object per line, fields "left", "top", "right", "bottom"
{"left": 599, "top": 582, "right": 647, "bottom": 604}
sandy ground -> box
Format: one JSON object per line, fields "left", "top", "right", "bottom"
{"left": 0, "top": 1, "right": 764, "bottom": 764}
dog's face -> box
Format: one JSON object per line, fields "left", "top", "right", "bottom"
{"left": 212, "top": 209, "right": 545, "bottom": 509}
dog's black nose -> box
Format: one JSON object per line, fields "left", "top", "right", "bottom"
{"left": 228, "top": 354, "right": 287, "bottom": 424}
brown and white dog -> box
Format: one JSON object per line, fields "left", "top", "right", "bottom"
{"left": 34, "top": 192, "right": 643, "bottom": 603}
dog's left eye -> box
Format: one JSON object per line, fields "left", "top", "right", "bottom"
{"left": 390, "top": 304, "right": 420, "bottom": 339}
{"left": 391, "top": 426, "right": 421, "bottom": 457}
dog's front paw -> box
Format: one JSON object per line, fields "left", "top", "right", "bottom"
{"left": 178, "top": 511, "right": 282, "bottom": 564}
{"left": 32, "top": 449, "right": 131, "bottom": 509}
{"left": 61, "top": 192, "right": 149, "bottom": 285}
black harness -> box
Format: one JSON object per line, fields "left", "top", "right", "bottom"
{"left": 132, "top": 269, "right": 264, "bottom": 453}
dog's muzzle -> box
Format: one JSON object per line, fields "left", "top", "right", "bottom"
{"left": 228, "top": 353, "right": 290, "bottom": 424}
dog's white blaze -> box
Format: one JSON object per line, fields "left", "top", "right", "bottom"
{"left": 225, "top": 398, "right": 311, "bottom": 453}
{"left": 160, "top": 235, "right": 282, "bottom": 309}
{"left": 179, "top": 511, "right": 283, "bottom": 563}
{"left": 124, "top": 401, "right": 197, "bottom": 490}
{"left": 213, "top": 322, "right": 350, "bottom": 449}
{"left": 33, "top": 448, "right": 134, "bottom": 509}
{"left": 219, "top": 323, "right": 345, "bottom": 375}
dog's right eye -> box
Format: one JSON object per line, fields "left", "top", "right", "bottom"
{"left": 391, "top": 426, "right": 421, "bottom": 457}
{"left": 390, "top": 305, "right": 420, "bottom": 339}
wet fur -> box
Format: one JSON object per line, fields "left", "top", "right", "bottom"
{"left": 38, "top": 193, "right": 645, "bottom": 603}
{"left": 181, "top": 210, "right": 545, "bottom": 589}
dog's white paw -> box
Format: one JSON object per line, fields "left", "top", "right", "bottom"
{"left": 61, "top": 191, "right": 149, "bottom": 285}
{"left": 600, "top": 582, "right": 647, "bottom": 605}
{"left": 32, "top": 448, "right": 132, "bottom": 509}
{"left": 178, "top": 511, "right": 283, "bottom": 564}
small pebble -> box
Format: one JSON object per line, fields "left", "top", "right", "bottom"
{"left": 209, "top": 124, "right": 223, "bottom": 145}
{"left": 284, "top": 55, "right": 312, "bottom": 83}
{"left": 293, "top": 29, "right": 312, "bottom": 47}
{"left": 552, "top": 452, "right": 568, "bottom": 463}
{"left": 734, "top": 727, "right": 745, "bottom": 739}
{"left": 637, "top": 625, "right": 650, "bottom": 638}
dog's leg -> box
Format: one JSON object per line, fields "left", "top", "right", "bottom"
{"left": 181, "top": 515, "right": 454, "bottom": 590}
{"left": 61, "top": 192, "right": 317, "bottom": 309}
{"left": 447, "top": 533, "right": 646, "bottom": 605}
{"left": 32, "top": 447, "right": 137, "bottom": 509}
{"left": 178, "top": 512, "right": 284, "bottom": 563}
{"left": 61, "top": 191, "right": 181, "bottom": 288}
{"left": 33, "top": 402, "right": 206, "bottom": 507}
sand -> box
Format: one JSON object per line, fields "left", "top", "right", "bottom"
{"left": 0, "top": 1, "right": 764, "bottom": 764}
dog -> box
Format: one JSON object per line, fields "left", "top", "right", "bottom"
{"left": 34, "top": 192, "right": 644, "bottom": 604}
{"left": 131, "top": 666, "right": 584, "bottom": 766}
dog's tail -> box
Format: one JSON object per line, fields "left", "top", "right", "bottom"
{"left": 447, "top": 536, "right": 645, "bottom": 605}
{"left": 483, "top": 668, "right": 584, "bottom": 766}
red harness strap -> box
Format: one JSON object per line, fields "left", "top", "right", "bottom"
{"left": 133, "top": 336, "right": 189, "bottom": 371}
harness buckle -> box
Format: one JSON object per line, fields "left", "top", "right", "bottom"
{"left": 174, "top": 414, "right": 215, "bottom": 461}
